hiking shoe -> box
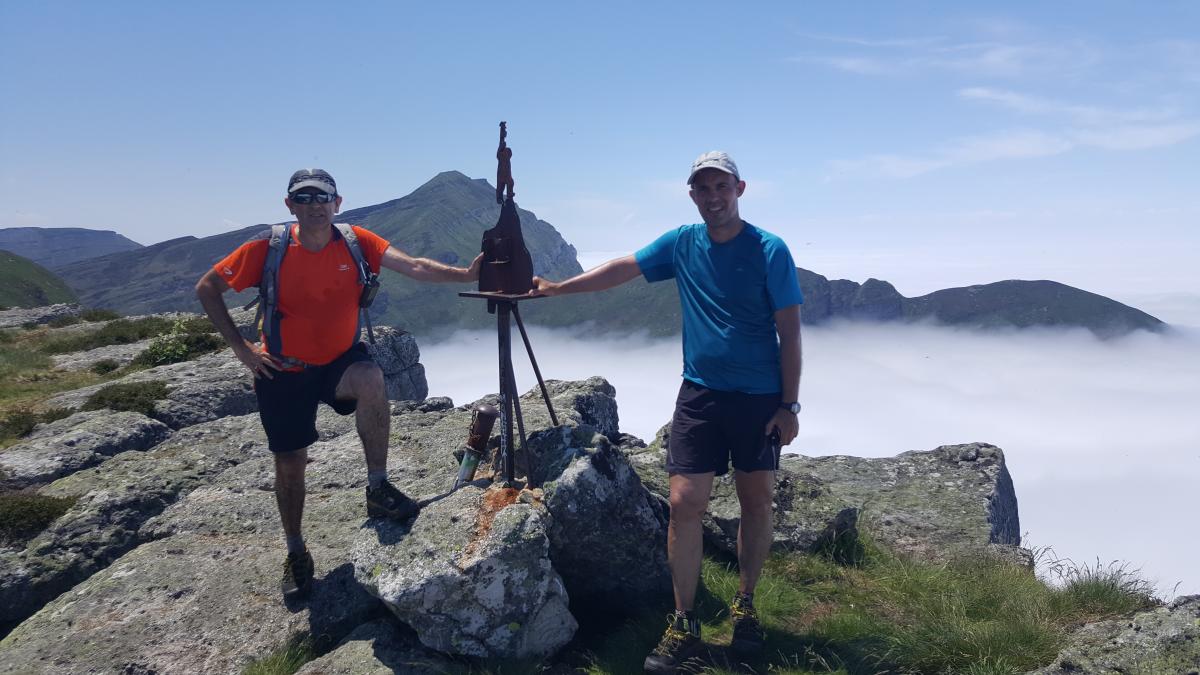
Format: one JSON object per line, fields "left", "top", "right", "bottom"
{"left": 366, "top": 480, "right": 421, "bottom": 520}
{"left": 643, "top": 614, "right": 704, "bottom": 674}
{"left": 281, "top": 549, "right": 314, "bottom": 600}
{"left": 729, "top": 602, "right": 765, "bottom": 656}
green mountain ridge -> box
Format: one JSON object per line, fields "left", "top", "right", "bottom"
{"left": 50, "top": 171, "right": 1163, "bottom": 339}
{"left": 0, "top": 250, "right": 79, "bottom": 309}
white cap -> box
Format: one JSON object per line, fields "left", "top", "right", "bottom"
{"left": 687, "top": 151, "right": 740, "bottom": 184}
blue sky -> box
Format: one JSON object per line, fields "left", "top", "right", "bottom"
{"left": 2, "top": 1, "right": 1197, "bottom": 305}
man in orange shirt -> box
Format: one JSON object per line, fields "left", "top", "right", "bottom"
{"left": 196, "top": 168, "right": 481, "bottom": 600}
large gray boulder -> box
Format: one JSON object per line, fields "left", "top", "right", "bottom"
{"left": 351, "top": 487, "right": 576, "bottom": 659}
{"left": 0, "top": 413, "right": 269, "bottom": 633}
{"left": 0, "top": 431, "right": 379, "bottom": 674}
{"left": 364, "top": 326, "right": 428, "bottom": 401}
{"left": 1026, "top": 595, "right": 1200, "bottom": 674}
{"left": 0, "top": 410, "right": 171, "bottom": 489}
{"left": 632, "top": 439, "right": 1021, "bottom": 561}
{"left": 541, "top": 432, "right": 671, "bottom": 608}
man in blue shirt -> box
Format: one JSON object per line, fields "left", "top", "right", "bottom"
{"left": 532, "top": 151, "right": 803, "bottom": 673}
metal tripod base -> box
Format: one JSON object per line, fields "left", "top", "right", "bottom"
{"left": 459, "top": 292, "right": 559, "bottom": 487}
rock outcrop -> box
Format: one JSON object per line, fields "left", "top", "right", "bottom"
{"left": 631, "top": 438, "right": 1021, "bottom": 562}
{"left": 0, "top": 410, "right": 171, "bottom": 489}
{"left": 1027, "top": 595, "right": 1200, "bottom": 674}
{"left": 0, "top": 303, "right": 80, "bottom": 329}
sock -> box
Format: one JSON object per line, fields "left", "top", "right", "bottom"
{"left": 672, "top": 610, "right": 700, "bottom": 637}
{"left": 733, "top": 591, "right": 754, "bottom": 608}
{"left": 285, "top": 534, "right": 306, "bottom": 555}
{"left": 367, "top": 470, "right": 387, "bottom": 489}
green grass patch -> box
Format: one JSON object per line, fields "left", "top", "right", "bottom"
{"left": 0, "top": 491, "right": 77, "bottom": 544}
{"left": 39, "top": 317, "right": 178, "bottom": 354}
{"left": 567, "top": 538, "right": 1158, "bottom": 675}
{"left": 82, "top": 380, "right": 169, "bottom": 416}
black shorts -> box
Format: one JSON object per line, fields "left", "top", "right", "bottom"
{"left": 254, "top": 343, "right": 375, "bottom": 453}
{"left": 667, "top": 379, "right": 781, "bottom": 476}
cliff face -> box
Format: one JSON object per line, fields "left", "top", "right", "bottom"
{"left": 0, "top": 227, "right": 142, "bottom": 270}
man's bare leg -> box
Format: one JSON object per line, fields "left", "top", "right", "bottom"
{"left": 335, "top": 361, "right": 389, "bottom": 473}
{"left": 273, "top": 447, "right": 308, "bottom": 541}
{"left": 667, "top": 472, "right": 715, "bottom": 611}
{"left": 733, "top": 469, "right": 775, "bottom": 594}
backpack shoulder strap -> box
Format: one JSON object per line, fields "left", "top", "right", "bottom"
{"left": 334, "top": 223, "right": 370, "bottom": 284}
{"left": 334, "top": 223, "right": 376, "bottom": 344}
{"left": 258, "top": 224, "right": 291, "bottom": 355}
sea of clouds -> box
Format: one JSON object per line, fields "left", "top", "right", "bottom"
{"left": 422, "top": 314, "right": 1199, "bottom": 599}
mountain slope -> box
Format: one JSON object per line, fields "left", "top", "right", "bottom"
{"left": 0, "top": 249, "right": 80, "bottom": 308}
{"left": 0, "top": 227, "right": 142, "bottom": 270}
{"left": 54, "top": 172, "right": 583, "bottom": 335}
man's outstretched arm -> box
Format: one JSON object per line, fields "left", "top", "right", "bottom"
{"left": 532, "top": 255, "right": 642, "bottom": 296}
{"left": 195, "top": 269, "right": 281, "bottom": 379}
{"left": 381, "top": 247, "right": 484, "bottom": 283}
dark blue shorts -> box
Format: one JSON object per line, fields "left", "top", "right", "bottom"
{"left": 667, "top": 379, "right": 781, "bottom": 476}
{"left": 254, "top": 342, "right": 374, "bottom": 453}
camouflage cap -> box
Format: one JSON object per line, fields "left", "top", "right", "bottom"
{"left": 287, "top": 168, "right": 337, "bottom": 195}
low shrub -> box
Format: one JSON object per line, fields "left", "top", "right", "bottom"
{"left": 0, "top": 407, "right": 77, "bottom": 442}
{"left": 0, "top": 409, "right": 40, "bottom": 439}
{"left": 80, "top": 308, "right": 121, "bottom": 322}
{"left": 0, "top": 492, "right": 78, "bottom": 544}
{"left": 0, "top": 330, "right": 13, "bottom": 344}
{"left": 131, "top": 319, "right": 224, "bottom": 367}
{"left": 82, "top": 380, "right": 168, "bottom": 416}
{"left": 47, "top": 315, "right": 81, "bottom": 328}
{"left": 91, "top": 358, "right": 122, "bottom": 375}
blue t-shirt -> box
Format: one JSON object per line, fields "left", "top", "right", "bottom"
{"left": 635, "top": 222, "right": 803, "bottom": 394}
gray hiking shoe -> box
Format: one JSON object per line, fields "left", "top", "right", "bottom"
{"left": 281, "top": 549, "right": 314, "bottom": 600}
{"left": 366, "top": 480, "right": 420, "bottom": 520}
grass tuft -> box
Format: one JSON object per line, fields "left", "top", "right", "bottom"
{"left": 46, "top": 315, "right": 81, "bottom": 328}
{"left": 241, "top": 636, "right": 315, "bottom": 675}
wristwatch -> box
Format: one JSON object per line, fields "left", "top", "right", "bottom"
{"left": 780, "top": 402, "right": 801, "bottom": 414}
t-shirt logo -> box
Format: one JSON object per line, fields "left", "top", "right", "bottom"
{"left": 222, "top": 266, "right": 233, "bottom": 276}
{"left": 338, "top": 264, "right": 351, "bottom": 272}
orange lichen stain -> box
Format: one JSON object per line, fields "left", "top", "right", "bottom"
{"left": 460, "top": 486, "right": 521, "bottom": 563}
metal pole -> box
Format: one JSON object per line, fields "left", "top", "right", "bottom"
{"left": 497, "top": 301, "right": 515, "bottom": 486}
{"left": 512, "top": 303, "right": 559, "bottom": 427}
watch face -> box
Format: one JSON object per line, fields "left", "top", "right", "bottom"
{"left": 782, "top": 402, "right": 800, "bottom": 414}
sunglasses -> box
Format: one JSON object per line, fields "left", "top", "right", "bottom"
{"left": 289, "top": 192, "right": 337, "bottom": 204}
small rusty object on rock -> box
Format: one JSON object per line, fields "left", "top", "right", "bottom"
{"left": 453, "top": 403, "right": 499, "bottom": 491}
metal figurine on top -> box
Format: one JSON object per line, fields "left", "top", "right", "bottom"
{"left": 458, "top": 122, "right": 558, "bottom": 488}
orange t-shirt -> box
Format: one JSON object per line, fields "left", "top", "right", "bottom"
{"left": 214, "top": 224, "right": 390, "bottom": 365}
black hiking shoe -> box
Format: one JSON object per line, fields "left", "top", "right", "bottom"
{"left": 643, "top": 613, "right": 704, "bottom": 674}
{"left": 366, "top": 480, "right": 420, "bottom": 520}
{"left": 281, "top": 549, "right": 314, "bottom": 600}
{"left": 729, "top": 600, "right": 765, "bottom": 656}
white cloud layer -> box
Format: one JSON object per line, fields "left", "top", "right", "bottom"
{"left": 421, "top": 322, "right": 1200, "bottom": 599}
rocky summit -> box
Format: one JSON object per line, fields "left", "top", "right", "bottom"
{"left": 0, "top": 314, "right": 1193, "bottom": 673}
